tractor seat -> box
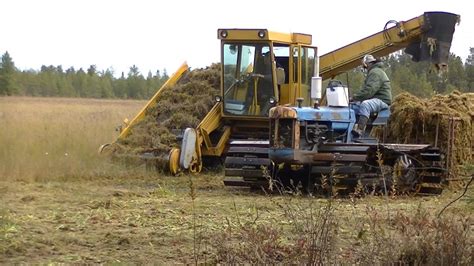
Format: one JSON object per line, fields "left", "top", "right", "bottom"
{"left": 367, "top": 108, "right": 391, "bottom": 126}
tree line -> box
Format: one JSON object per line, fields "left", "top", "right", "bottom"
{"left": 0, "top": 49, "right": 473, "bottom": 99}
{"left": 0, "top": 51, "right": 169, "bottom": 99}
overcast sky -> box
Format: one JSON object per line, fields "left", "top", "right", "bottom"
{"left": 1, "top": 0, "right": 472, "bottom": 76}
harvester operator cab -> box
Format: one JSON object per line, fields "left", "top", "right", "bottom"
{"left": 221, "top": 43, "right": 275, "bottom": 116}
{"left": 218, "top": 29, "right": 316, "bottom": 118}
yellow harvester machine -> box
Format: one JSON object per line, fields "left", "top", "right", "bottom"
{"left": 103, "top": 12, "right": 459, "bottom": 195}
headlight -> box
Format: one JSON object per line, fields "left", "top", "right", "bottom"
{"left": 258, "top": 30, "right": 266, "bottom": 38}
{"left": 220, "top": 30, "right": 228, "bottom": 38}
{"left": 214, "top": 95, "right": 222, "bottom": 102}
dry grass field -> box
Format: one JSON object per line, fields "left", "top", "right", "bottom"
{"left": 0, "top": 97, "right": 148, "bottom": 181}
{"left": 0, "top": 97, "right": 472, "bottom": 264}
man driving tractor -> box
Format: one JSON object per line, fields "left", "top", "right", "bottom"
{"left": 352, "top": 54, "right": 392, "bottom": 136}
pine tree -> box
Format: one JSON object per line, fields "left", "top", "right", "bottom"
{"left": 447, "top": 53, "right": 467, "bottom": 92}
{"left": 466, "top": 47, "right": 474, "bottom": 65}
{"left": 465, "top": 47, "right": 474, "bottom": 92}
{"left": 99, "top": 69, "right": 114, "bottom": 98}
{"left": 127, "top": 65, "right": 146, "bottom": 99}
{"left": 0, "top": 51, "right": 17, "bottom": 95}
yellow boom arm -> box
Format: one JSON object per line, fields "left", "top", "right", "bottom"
{"left": 320, "top": 12, "right": 460, "bottom": 79}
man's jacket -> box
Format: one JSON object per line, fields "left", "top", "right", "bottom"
{"left": 353, "top": 62, "right": 392, "bottom": 105}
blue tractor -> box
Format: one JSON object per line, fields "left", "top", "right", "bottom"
{"left": 220, "top": 11, "right": 457, "bottom": 193}
{"left": 268, "top": 82, "right": 444, "bottom": 195}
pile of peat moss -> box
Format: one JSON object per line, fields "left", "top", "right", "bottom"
{"left": 107, "top": 63, "right": 221, "bottom": 165}
{"left": 386, "top": 91, "right": 473, "bottom": 177}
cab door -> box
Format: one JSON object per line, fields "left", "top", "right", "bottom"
{"left": 289, "top": 45, "right": 317, "bottom": 106}
{"left": 300, "top": 46, "right": 317, "bottom": 106}
{"left": 289, "top": 45, "right": 300, "bottom": 105}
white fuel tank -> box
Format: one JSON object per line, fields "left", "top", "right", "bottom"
{"left": 326, "top": 86, "right": 349, "bottom": 107}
